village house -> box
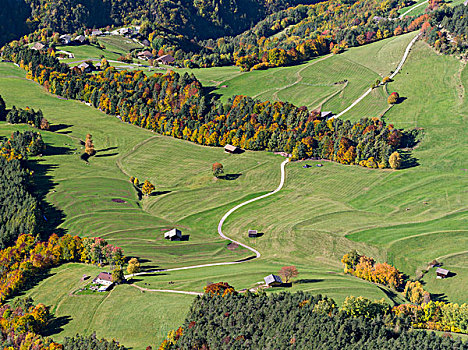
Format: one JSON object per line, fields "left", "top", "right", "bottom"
{"left": 165, "top": 228, "right": 182, "bottom": 241}
{"left": 77, "top": 62, "right": 92, "bottom": 73}
{"left": 264, "top": 274, "right": 283, "bottom": 287}
{"left": 137, "top": 50, "right": 153, "bottom": 60}
{"left": 91, "top": 29, "right": 103, "bottom": 36}
{"left": 156, "top": 54, "right": 175, "bottom": 65}
{"left": 74, "top": 35, "right": 87, "bottom": 45}
{"left": 119, "top": 28, "right": 132, "bottom": 37}
{"left": 436, "top": 267, "right": 450, "bottom": 279}
{"left": 93, "top": 272, "right": 113, "bottom": 286}
{"left": 59, "top": 34, "right": 72, "bottom": 45}
{"left": 31, "top": 42, "right": 45, "bottom": 51}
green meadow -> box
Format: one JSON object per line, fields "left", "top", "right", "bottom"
{"left": 0, "top": 32, "right": 467, "bottom": 347}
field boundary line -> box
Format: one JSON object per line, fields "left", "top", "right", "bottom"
{"left": 130, "top": 283, "right": 202, "bottom": 296}
{"left": 272, "top": 54, "right": 333, "bottom": 101}
{"left": 116, "top": 135, "right": 159, "bottom": 177}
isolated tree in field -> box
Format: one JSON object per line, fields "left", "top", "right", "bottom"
{"left": 387, "top": 92, "right": 399, "bottom": 104}
{"left": 382, "top": 76, "right": 391, "bottom": 84}
{"left": 279, "top": 266, "right": 299, "bottom": 283}
{"left": 127, "top": 257, "right": 141, "bottom": 275}
{"left": 40, "top": 117, "right": 49, "bottom": 130}
{"left": 112, "top": 267, "right": 125, "bottom": 284}
{"left": 212, "top": 162, "right": 224, "bottom": 177}
{"left": 133, "top": 177, "right": 139, "bottom": 187}
{"left": 84, "top": 133, "right": 95, "bottom": 155}
{"left": 141, "top": 180, "right": 155, "bottom": 196}
{"left": 389, "top": 151, "right": 401, "bottom": 169}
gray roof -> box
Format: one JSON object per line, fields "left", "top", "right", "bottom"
{"left": 78, "top": 62, "right": 90, "bottom": 69}
{"left": 264, "top": 274, "right": 282, "bottom": 285}
{"left": 165, "top": 228, "right": 182, "bottom": 238}
{"left": 74, "top": 35, "right": 86, "bottom": 42}
{"left": 248, "top": 230, "right": 257, "bottom": 234}
{"left": 320, "top": 111, "right": 333, "bottom": 118}
{"left": 436, "top": 268, "right": 449, "bottom": 275}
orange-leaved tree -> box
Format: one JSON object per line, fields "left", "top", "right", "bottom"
{"left": 204, "top": 282, "right": 236, "bottom": 296}
{"left": 279, "top": 266, "right": 299, "bottom": 283}
{"left": 212, "top": 162, "right": 224, "bottom": 177}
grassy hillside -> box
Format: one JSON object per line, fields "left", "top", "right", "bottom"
{"left": 1, "top": 35, "right": 467, "bottom": 347}
{"left": 171, "top": 32, "right": 417, "bottom": 118}
{"left": 15, "top": 263, "right": 194, "bottom": 349}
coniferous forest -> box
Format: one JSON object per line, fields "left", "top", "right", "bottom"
{"left": 169, "top": 292, "right": 468, "bottom": 349}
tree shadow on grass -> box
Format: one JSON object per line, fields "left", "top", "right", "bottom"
{"left": 29, "top": 160, "right": 68, "bottom": 238}
{"left": 377, "top": 286, "right": 401, "bottom": 305}
{"left": 42, "top": 315, "right": 72, "bottom": 337}
{"left": 97, "top": 146, "right": 118, "bottom": 152}
{"left": 149, "top": 190, "right": 172, "bottom": 196}
{"left": 396, "top": 97, "right": 407, "bottom": 104}
{"left": 431, "top": 293, "right": 449, "bottom": 302}
{"left": 219, "top": 173, "right": 242, "bottom": 181}
{"left": 294, "top": 279, "right": 324, "bottom": 284}
{"left": 44, "top": 144, "right": 74, "bottom": 156}
{"left": 49, "top": 123, "right": 72, "bottom": 133}
{"left": 95, "top": 152, "right": 119, "bottom": 158}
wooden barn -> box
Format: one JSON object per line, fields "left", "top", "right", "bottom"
{"left": 224, "top": 144, "right": 238, "bottom": 154}
{"left": 165, "top": 228, "right": 182, "bottom": 241}
{"left": 264, "top": 274, "right": 282, "bottom": 287}
{"left": 248, "top": 230, "right": 259, "bottom": 238}
{"left": 436, "top": 268, "right": 449, "bottom": 279}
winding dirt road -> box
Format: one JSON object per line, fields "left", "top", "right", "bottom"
{"left": 126, "top": 159, "right": 289, "bottom": 291}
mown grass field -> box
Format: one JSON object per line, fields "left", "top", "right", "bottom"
{"left": 0, "top": 33, "right": 467, "bottom": 347}
{"left": 172, "top": 32, "right": 417, "bottom": 119}
{"left": 14, "top": 264, "right": 193, "bottom": 349}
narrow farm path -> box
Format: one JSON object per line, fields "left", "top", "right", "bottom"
{"left": 331, "top": 32, "right": 421, "bottom": 119}
{"left": 399, "top": 0, "right": 428, "bottom": 19}
{"left": 124, "top": 159, "right": 289, "bottom": 283}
